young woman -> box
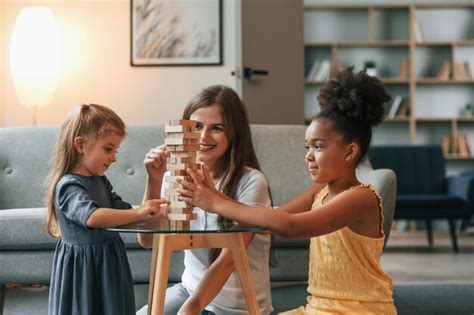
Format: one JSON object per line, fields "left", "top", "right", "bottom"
{"left": 138, "top": 85, "right": 273, "bottom": 315}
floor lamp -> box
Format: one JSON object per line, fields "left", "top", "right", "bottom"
{"left": 9, "top": 7, "right": 60, "bottom": 125}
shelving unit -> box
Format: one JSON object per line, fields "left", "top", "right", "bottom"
{"left": 304, "top": 3, "right": 474, "bottom": 164}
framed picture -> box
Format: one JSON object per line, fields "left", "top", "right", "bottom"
{"left": 131, "top": 0, "right": 222, "bottom": 66}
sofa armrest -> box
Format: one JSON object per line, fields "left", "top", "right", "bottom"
{"left": 447, "top": 175, "right": 474, "bottom": 209}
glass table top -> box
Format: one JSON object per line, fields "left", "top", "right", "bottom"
{"left": 105, "top": 219, "right": 264, "bottom": 234}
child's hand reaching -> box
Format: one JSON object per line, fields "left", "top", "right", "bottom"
{"left": 177, "top": 168, "right": 222, "bottom": 213}
{"left": 136, "top": 199, "right": 169, "bottom": 221}
{"left": 144, "top": 144, "right": 169, "bottom": 179}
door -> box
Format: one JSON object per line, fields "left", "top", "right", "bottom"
{"left": 239, "top": 0, "right": 304, "bottom": 124}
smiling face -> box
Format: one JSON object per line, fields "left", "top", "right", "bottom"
{"left": 73, "top": 131, "right": 124, "bottom": 177}
{"left": 305, "top": 119, "right": 357, "bottom": 183}
{"left": 190, "top": 104, "right": 230, "bottom": 173}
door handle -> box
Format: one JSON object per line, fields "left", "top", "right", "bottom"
{"left": 243, "top": 67, "right": 269, "bottom": 79}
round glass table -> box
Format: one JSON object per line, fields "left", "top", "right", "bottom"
{"left": 107, "top": 219, "right": 264, "bottom": 315}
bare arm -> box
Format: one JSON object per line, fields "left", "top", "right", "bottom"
{"left": 138, "top": 145, "right": 168, "bottom": 248}
{"left": 179, "top": 170, "right": 377, "bottom": 239}
{"left": 86, "top": 199, "right": 168, "bottom": 228}
{"left": 178, "top": 232, "right": 254, "bottom": 314}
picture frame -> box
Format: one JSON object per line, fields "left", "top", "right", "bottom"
{"left": 131, "top": 0, "right": 222, "bottom": 66}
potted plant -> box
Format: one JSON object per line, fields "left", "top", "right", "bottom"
{"left": 364, "top": 60, "right": 377, "bottom": 76}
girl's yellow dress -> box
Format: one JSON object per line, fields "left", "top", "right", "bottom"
{"left": 280, "top": 184, "right": 397, "bottom": 315}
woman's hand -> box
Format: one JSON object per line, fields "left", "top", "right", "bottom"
{"left": 177, "top": 168, "right": 222, "bottom": 213}
{"left": 144, "top": 144, "right": 169, "bottom": 179}
{"left": 200, "top": 164, "right": 217, "bottom": 192}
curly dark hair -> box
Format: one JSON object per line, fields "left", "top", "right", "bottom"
{"left": 315, "top": 67, "right": 391, "bottom": 164}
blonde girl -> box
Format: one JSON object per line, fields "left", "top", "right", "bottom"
{"left": 46, "top": 104, "right": 168, "bottom": 315}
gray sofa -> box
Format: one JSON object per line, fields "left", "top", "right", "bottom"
{"left": 1, "top": 124, "right": 470, "bottom": 314}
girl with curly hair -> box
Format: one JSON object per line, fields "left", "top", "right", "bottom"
{"left": 178, "top": 68, "right": 397, "bottom": 314}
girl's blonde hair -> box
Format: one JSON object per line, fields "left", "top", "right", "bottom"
{"left": 45, "top": 104, "right": 126, "bottom": 238}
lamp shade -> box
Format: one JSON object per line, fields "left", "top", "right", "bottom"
{"left": 9, "top": 7, "right": 60, "bottom": 108}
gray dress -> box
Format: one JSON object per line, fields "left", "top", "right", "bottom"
{"left": 48, "top": 173, "right": 135, "bottom": 315}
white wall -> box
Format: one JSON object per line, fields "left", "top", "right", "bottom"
{"left": 1, "top": 0, "right": 238, "bottom": 126}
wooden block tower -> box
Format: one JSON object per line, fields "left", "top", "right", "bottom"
{"left": 164, "top": 120, "right": 200, "bottom": 230}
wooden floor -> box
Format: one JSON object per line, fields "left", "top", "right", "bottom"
{"left": 2, "top": 230, "right": 474, "bottom": 315}
{"left": 382, "top": 229, "right": 474, "bottom": 284}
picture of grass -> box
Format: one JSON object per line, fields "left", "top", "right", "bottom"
{"left": 131, "top": 0, "right": 222, "bottom": 66}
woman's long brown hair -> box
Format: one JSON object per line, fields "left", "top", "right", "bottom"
{"left": 183, "top": 85, "right": 275, "bottom": 265}
{"left": 45, "top": 104, "right": 126, "bottom": 238}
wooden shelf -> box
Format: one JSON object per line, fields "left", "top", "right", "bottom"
{"left": 304, "top": 2, "right": 474, "bottom": 158}
{"left": 416, "top": 40, "right": 474, "bottom": 46}
{"left": 416, "top": 78, "right": 474, "bottom": 84}
{"left": 305, "top": 40, "right": 409, "bottom": 47}
{"left": 306, "top": 78, "right": 410, "bottom": 85}
{"left": 414, "top": 117, "right": 474, "bottom": 123}
{"left": 446, "top": 155, "right": 474, "bottom": 161}
{"left": 305, "top": 3, "right": 474, "bottom": 10}
{"left": 380, "top": 78, "right": 410, "bottom": 84}
{"left": 384, "top": 117, "right": 410, "bottom": 122}
{"left": 416, "top": 117, "right": 455, "bottom": 123}
{"left": 415, "top": 3, "right": 474, "bottom": 9}
{"left": 305, "top": 4, "right": 410, "bottom": 10}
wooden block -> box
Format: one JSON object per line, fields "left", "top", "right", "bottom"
{"left": 165, "top": 125, "right": 193, "bottom": 133}
{"left": 165, "top": 176, "right": 191, "bottom": 183}
{"left": 169, "top": 220, "right": 176, "bottom": 230}
{"left": 167, "top": 163, "right": 200, "bottom": 171}
{"left": 167, "top": 213, "right": 197, "bottom": 221}
{"left": 167, "top": 156, "right": 195, "bottom": 164}
{"left": 166, "top": 132, "right": 200, "bottom": 139}
{"left": 167, "top": 182, "right": 182, "bottom": 189}
{"left": 167, "top": 119, "right": 197, "bottom": 127}
{"left": 164, "top": 188, "right": 180, "bottom": 196}
{"left": 169, "top": 169, "right": 188, "bottom": 176}
{"left": 174, "top": 221, "right": 190, "bottom": 230}
{"left": 169, "top": 153, "right": 197, "bottom": 161}
{"left": 169, "top": 207, "right": 194, "bottom": 214}
{"left": 166, "top": 144, "right": 200, "bottom": 152}
{"left": 166, "top": 194, "right": 180, "bottom": 202}
{"left": 165, "top": 138, "right": 198, "bottom": 145}
{"left": 169, "top": 200, "right": 189, "bottom": 208}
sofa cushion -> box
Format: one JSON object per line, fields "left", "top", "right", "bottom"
{"left": 0, "top": 208, "right": 144, "bottom": 250}
{"left": 397, "top": 194, "right": 465, "bottom": 209}
{"left": 370, "top": 145, "right": 446, "bottom": 194}
{"left": 0, "top": 208, "right": 56, "bottom": 250}
{"left": 395, "top": 195, "right": 471, "bottom": 219}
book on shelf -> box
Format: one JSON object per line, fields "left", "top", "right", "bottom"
{"left": 436, "top": 60, "right": 451, "bottom": 80}
{"left": 387, "top": 95, "right": 404, "bottom": 118}
{"left": 413, "top": 17, "right": 424, "bottom": 42}
{"left": 330, "top": 59, "right": 345, "bottom": 79}
{"left": 464, "top": 62, "right": 473, "bottom": 79}
{"left": 395, "top": 98, "right": 409, "bottom": 117}
{"left": 457, "top": 134, "right": 471, "bottom": 157}
{"left": 306, "top": 59, "right": 331, "bottom": 81}
{"left": 441, "top": 135, "right": 451, "bottom": 155}
{"left": 453, "top": 63, "right": 466, "bottom": 80}
{"left": 399, "top": 59, "right": 409, "bottom": 79}
{"left": 444, "top": 134, "right": 472, "bottom": 156}
{"left": 306, "top": 61, "right": 320, "bottom": 81}
{"left": 315, "top": 60, "right": 331, "bottom": 81}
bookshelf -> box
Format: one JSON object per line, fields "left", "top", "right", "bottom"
{"left": 304, "top": 3, "right": 474, "bottom": 164}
